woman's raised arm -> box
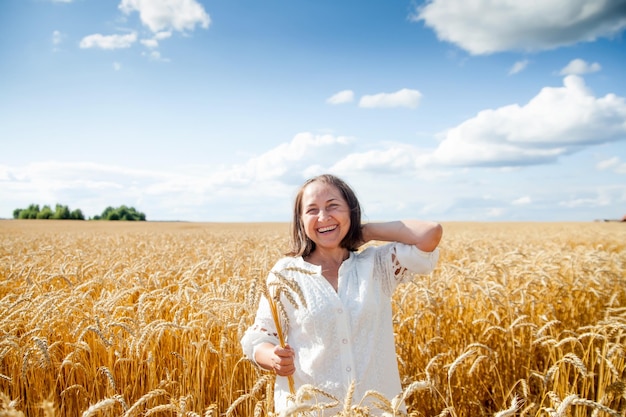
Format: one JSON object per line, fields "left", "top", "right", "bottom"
{"left": 361, "top": 220, "right": 443, "bottom": 252}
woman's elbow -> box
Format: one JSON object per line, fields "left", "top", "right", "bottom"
{"left": 419, "top": 222, "right": 443, "bottom": 252}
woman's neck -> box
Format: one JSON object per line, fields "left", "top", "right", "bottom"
{"left": 305, "top": 247, "right": 349, "bottom": 270}
{"left": 305, "top": 248, "right": 349, "bottom": 291}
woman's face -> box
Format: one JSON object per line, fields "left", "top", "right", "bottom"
{"left": 300, "top": 180, "right": 351, "bottom": 251}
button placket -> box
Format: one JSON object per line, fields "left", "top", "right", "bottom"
{"left": 335, "top": 299, "right": 355, "bottom": 382}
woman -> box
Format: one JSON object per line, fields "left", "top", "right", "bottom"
{"left": 240, "top": 174, "right": 442, "bottom": 414}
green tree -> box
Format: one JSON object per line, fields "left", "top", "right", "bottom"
{"left": 37, "top": 205, "right": 53, "bottom": 219}
{"left": 52, "top": 204, "right": 71, "bottom": 220}
{"left": 70, "top": 208, "right": 85, "bottom": 220}
{"left": 101, "top": 206, "right": 115, "bottom": 219}
{"left": 13, "top": 203, "right": 85, "bottom": 220}
{"left": 95, "top": 205, "right": 146, "bottom": 221}
{"left": 16, "top": 204, "right": 41, "bottom": 219}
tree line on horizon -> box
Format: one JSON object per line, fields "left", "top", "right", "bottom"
{"left": 12, "top": 204, "right": 146, "bottom": 221}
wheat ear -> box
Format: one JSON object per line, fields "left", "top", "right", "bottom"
{"left": 265, "top": 267, "right": 309, "bottom": 395}
{"left": 267, "top": 287, "right": 296, "bottom": 394}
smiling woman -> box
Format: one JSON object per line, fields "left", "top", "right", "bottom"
{"left": 240, "top": 174, "right": 443, "bottom": 414}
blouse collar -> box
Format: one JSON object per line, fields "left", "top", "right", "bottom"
{"left": 296, "top": 251, "right": 356, "bottom": 273}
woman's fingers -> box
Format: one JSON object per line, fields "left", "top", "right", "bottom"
{"left": 275, "top": 344, "right": 294, "bottom": 358}
{"left": 273, "top": 344, "right": 295, "bottom": 376}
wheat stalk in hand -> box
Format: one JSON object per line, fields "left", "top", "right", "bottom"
{"left": 264, "top": 268, "right": 309, "bottom": 394}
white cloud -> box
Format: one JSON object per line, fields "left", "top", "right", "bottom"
{"left": 154, "top": 31, "right": 173, "bottom": 40}
{"left": 597, "top": 156, "right": 620, "bottom": 170}
{"left": 509, "top": 59, "right": 529, "bottom": 75}
{"left": 52, "top": 30, "right": 64, "bottom": 45}
{"left": 2, "top": 133, "right": 625, "bottom": 222}
{"left": 119, "top": 0, "right": 211, "bottom": 33}
{"left": 113, "top": 62, "right": 122, "bottom": 71}
{"left": 0, "top": 162, "right": 165, "bottom": 217}
{"left": 432, "top": 75, "right": 626, "bottom": 167}
{"left": 559, "top": 192, "right": 614, "bottom": 208}
{"left": 52, "top": 30, "right": 65, "bottom": 52}
{"left": 142, "top": 50, "right": 170, "bottom": 62}
{"left": 512, "top": 196, "right": 532, "bottom": 205}
{"left": 141, "top": 39, "right": 159, "bottom": 48}
{"left": 327, "top": 90, "right": 354, "bottom": 105}
{"left": 80, "top": 32, "right": 138, "bottom": 49}
{"left": 359, "top": 88, "right": 422, "bottom": 109}
{"left": 559, "top": 58, "right": 602, "bottom": 75}
{"left": 141, "top": 31, "right": 172, "bottom": 48}
{"left": 330, "top": 144, "right": 427, "bottom": 175}
{"left": 597, "top": 157, "right": 626, "bottom": 174}
{"left": 228, "top": 132, "right": 355, "bottom": 183}
{"left": 0, "top": 134, "right": 356, "bottom": 221}
{"left": 486, "top": 207, "right": 505, "bottom": 218}
{"left": 413, "top": 0, "right": 626, "bottom": 55}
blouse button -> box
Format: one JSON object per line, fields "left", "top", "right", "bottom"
{"left": 337, "top": 308, "right": 343, "bottom": 314}
{"left": 342, "top": 338, "right": 348, "bottom": 344}
{"left": 346, "top": 366, "right": 351, "bottom": 372}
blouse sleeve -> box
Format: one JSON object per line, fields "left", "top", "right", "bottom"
{"left": 373, "top": 242, "right": 440, "bottom": 296}
{"left": 240, "top": 291, "right": 281, "bottom": 366}
{"left": 394, "top": 242, "right": 440, "bottom": 275}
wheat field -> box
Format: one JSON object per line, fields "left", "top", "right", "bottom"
{"left": 1, "top": 220, "right": 624, "bottom": 417}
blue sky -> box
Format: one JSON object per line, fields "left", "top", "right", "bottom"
{"left": 1, "top": 0, "right": 625, "bottom": 222}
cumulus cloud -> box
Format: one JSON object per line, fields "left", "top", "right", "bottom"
{"left": 512, "top": 196, "right": 532, "bottom": 205}
{"left": 141, "top": 39, "right": 159, "bottom": 48}
{"left": 509, "top": 59, "right": 529, "bottom": 75}
{"left": 560, "top": 58, "right": 602, "bottom": 75}
{"left": 0, "top": 134, "right": 357, "bottom": 221}
{"left": 330, "top": 144, "right": 427, "bottom": 175}
{"left": 52, "top": 30, "right": 64, "bottom": 45}
{"left": 597, "top": 157, "right": 626, "bottom": 173}
{"left": 432, "top": 75, "right": 626, "bottom": 167}
{"left": 142, "top": 50, "right": 170, "bottom": 62}
{"left": 141, "top": 31, "right": 172, "bottom": 48}
{"left": 359, "top": 89, "right": 422, "bottom": 109}
{"left": 0, "top": 162, "right": 163, "bottom": 215}
{"left": 52, "top": 30, "right": 65, "bottom": 52}
{"left": 558, "top": 188, "right": 616, "bottom": 208}
{"left": 119, "top": 0, "right": 211, "bottom": 33}
{"left": 79, "top": 2, "right": 204, "bottom": 55}
{"left": 327, "top": 90, "right": 354, "bottom": 105}
{"left": 597, "top": 156, "right": 620, "bottom": 170}
{"left": 228, "top": 133, "right": 355, "bottom": 184}
{"left": 3, "top": 134, "right": 354, "bottom": 200}
{"left": 413, "top": 0, "right": 626, "bottom": 55}
{"left": 80, "top": 32, "right": 138, "bottom": 49}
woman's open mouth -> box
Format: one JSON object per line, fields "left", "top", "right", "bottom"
{"left": 317, "top": 225, "right": 337, "bottom": 234}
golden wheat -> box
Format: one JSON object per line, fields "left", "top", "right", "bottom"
{"left": 0, "top": 220, "right": 625, "bottom": 416}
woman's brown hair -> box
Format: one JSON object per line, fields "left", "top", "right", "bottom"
{"left": 286, "top": 174, "right": 363, "bottom": 257}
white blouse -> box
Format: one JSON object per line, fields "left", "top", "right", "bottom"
{"left": 240, "top": 242, "right": 440, "bottom": 415}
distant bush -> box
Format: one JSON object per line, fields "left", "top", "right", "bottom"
{"left": 93, "top": 205, "right": 146, "bottom": 221}
{"left": 13, "top": 204, "right": 146, "bottom": 221}
{"left": 13, "top": 204, "right": 85, "bottom": 220}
